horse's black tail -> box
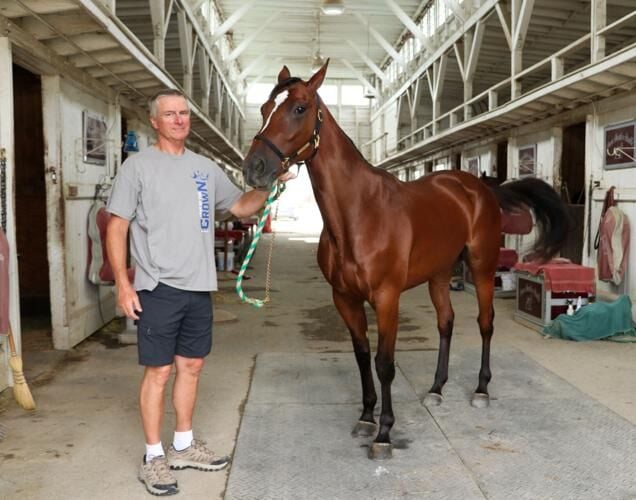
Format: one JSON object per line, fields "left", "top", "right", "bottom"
{"left": 491, "top": 177, "right": 570, "bottom": 262}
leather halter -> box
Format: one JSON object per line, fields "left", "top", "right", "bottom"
{"left": 254, "top": 106, "right": 323, "bottom": 171}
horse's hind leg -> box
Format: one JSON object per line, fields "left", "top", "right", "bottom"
{"left": 332, "top": 291, "right": 377, "bottom": 437}
{"left": 470, "top": 269, "right": 496, "bottom": 409}
{"left": 424, "top": 275, "right": 455, "bottom": 407}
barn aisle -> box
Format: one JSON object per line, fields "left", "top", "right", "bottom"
{"left": 0, "top": 224, "right": 634, "bottom": 499}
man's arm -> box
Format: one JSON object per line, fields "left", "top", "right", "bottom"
{"left": 106, "top": 215, "right": 142, "bottom": 320}
{"left": 228, "top": 171, "right": 297, "bottom": 218}
{"left": 229, "top": 189, "right": 269, "bottom": 219}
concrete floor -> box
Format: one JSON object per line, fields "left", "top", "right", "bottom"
{"left": 1, "top": 221, "right": 635, "bottom": 499}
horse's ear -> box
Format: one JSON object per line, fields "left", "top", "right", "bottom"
{"left": 307, "top": 58, "right": 329, "bottom": 92}
{"left": 277, "top": 66, "right": 291, "bottom": 83}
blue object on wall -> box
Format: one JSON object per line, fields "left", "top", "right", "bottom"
{"left": 123, "top": 130, "right": 139, "bottom": 152}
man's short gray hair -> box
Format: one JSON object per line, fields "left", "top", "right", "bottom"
{"left": 148, "top": 89, "right": 187, "bottom": 118}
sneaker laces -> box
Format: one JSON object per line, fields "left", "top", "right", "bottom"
{"left": 147, "top": 456, "right": 175, "bottom": 485}
{"left": 189, "top": 439, "right": 223, "bottom": 461}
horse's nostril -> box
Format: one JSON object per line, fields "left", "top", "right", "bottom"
{"left": 254, "top": 159, "right": 265, "bottom": 175}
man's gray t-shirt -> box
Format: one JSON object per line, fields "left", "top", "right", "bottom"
{"left": 107, "top": 147, "right": 242, "bottom": 291}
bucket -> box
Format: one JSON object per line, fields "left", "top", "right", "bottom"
{"left": 500, "top": 272, "right": 515, "bottom": 291}
{"left": 216, "top": 251, "right": 234, "bottom": 271}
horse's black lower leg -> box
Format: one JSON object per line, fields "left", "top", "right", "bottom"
{"left": 369, "top": 353, "right": 395, "bottom": 459}
{"left": 351, "top": 348, "right": 377, "bottom": 436}
{"left": 366, "top": 294, "right": 400, "bottom": 460}
{"left": 331, "top": 292, "right": 377, "bottom": 436}
{"left": 424, "top": 278, "right": 454, "bottom": 407}
{"left": 472, "top": 294, "right": 495, "bottom": 408}
{"left": 473, "top": 305, "right": 494, "bottom": 407}
{"left": 424, "top": 317, "right": 453, "bottom": 406}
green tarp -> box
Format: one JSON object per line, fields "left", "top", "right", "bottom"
{"left": 542, "top": 294, "right": 636, "bottom": 342}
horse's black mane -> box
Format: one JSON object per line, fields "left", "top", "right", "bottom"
{"left": 269, "top": 77, "right": 303, "bottom": 99}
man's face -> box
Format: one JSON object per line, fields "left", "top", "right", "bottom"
{"left": 150, "top": 95, "right": 191, "bottom": 142}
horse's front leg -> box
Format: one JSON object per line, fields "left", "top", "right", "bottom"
{"left": 369, "top": 292, "right": 400, "bottom": 460}
{"left": 332, "top": 291, "right": 377, "bottom": 436}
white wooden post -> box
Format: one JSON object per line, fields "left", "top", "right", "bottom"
{"left": 0, "top": 38, "right": 20, "bottom": 384}
{"left": 41, "top": 75, "right": 71, "bottom": 349}
{"left": 426, "top": 55, "right": 447, "bottom": 135}
{"left": 149, "top": 0, "right": 172, "bottom": 66}
{"left": 591, "top": 0, "right": 607, "bottom": 63}
{"left": 177, "top": 11, "right": 197, "bottom": 95}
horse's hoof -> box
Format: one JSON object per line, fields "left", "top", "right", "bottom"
{"left": 368, "top": 442, "right": 393, "bottom": 460}
{"left": 351, "top": 420, "right": 377, "bottom": 437}
{"left": 423, "top": 392, "right": 443, "bottom": 407}
{"left": 471, "top": 393, "right": 490, "bottom": 408}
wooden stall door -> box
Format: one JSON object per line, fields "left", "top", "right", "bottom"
{"left": 560, "top": 123, "right": 586, "bottom": 264}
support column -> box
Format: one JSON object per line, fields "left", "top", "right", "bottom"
{"left": 488, "top": 89, "right": 498, "bottom": 110}
{"left": 149, "top": 0, "right": 172, "bottom": 66}
{"left": 426, "top": 55, "right": 447, "bottom": 135}
{"left": 41, "top": 75, "right": 70, "bottom": 350}
{"left": 591, "top": 0, "right": 607, "bottom": 63}
{"left": 0, "top": 38, "right": 20, "bottom": 384}
{"left": 511, "top": 46, "right": 523, "bottom": 99}
{"left": 551, "top": 56, "right": 564, "bottom": 80}
{"left": 177, "top": 11, "right": 197, "bottom": 95}
{"left": 452, "top": 20, "right": 484, "bottom": 121}
{"left": 496, "top": 0, "right": 535, "bottom": 100}
{"left": 199, "top": 50, "right": 211, "bottom": 115}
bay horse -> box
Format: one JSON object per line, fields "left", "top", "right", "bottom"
{"left": 243, "top": 61, "right": 569, "bottom": 459}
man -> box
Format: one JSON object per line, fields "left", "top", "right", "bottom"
{"left": 106, "top": 89, "right": 271, "bottom": 496}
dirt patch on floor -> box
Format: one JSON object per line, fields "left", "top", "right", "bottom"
{"left": 300, "top": 305, "right": 348, "bottom": 342}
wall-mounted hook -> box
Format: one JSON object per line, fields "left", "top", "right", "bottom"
{"left": 47, "top": 166, "right": 58, "bottom": 184}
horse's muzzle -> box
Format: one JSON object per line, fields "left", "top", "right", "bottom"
{"left": 243, "top": 155, "right": 277, "bottom": 189}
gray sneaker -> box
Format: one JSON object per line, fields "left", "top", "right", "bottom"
{"left": 167, "top": 439, "right": 231, "bottom": 471}
{"left": 138, "top": 455, "right": 179, "bottom": 496}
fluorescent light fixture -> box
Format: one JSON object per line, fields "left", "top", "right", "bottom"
{"left": 311, "top": 53, "right": 325, "bottom": 72}
{"left": 321, "top": 0, "right": 345, "bottom": 16}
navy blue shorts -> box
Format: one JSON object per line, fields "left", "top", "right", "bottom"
{"left": 136, "top": 282, "right": 213, "bottom": 366}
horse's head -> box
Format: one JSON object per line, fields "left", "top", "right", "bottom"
{"left": 243, "top": 61, "right": 328, "bottom": 189}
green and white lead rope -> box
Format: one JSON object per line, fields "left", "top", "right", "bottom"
{"left": 235, "top": 182, "right": 285, "bottom": 308}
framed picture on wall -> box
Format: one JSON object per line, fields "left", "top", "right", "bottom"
{"left": 467, "top": 157, "right": 479, "bottom": 176}
{"left": 604, "top": 121, "right": 636, "bottom": 169}
{"left": 518, "top": 144, "right": 536, "bottom": 177}
{"left": 83, "top": 110, "right": 107, "bottom": 165}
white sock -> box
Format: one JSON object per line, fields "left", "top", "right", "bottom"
{"left": 145, "top": 442, "right": 165, "bottom": 463}
{"left": 173, "top": 430, "right": 194, "bottom": 452}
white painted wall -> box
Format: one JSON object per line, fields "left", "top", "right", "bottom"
{"left": 584, "top": 92, "right": 636, "bottom": 302}
{"left": 47, "top": 80, "right": 122, "bottom": 348}
{"left": 462, "top": 144, "right": 496, "bottom": 176}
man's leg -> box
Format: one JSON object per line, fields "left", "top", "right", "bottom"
{"left": 166, "top": 292, "right": 229, "bottom": 471}
{"left": 138, "top": 364, "right": 180, "bottom": 496}
{"left": 140, "top": 364, "right": 174, "bottom": 444}
{"left": 136, "top": 283, "right": 184, "bottom": 496}
{"left": 172, "top": 355, "right": 204, "bottom": 432}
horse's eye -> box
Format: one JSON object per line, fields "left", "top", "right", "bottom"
{"left": 294, "top": 106, "right": 306, "bottom": 115}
